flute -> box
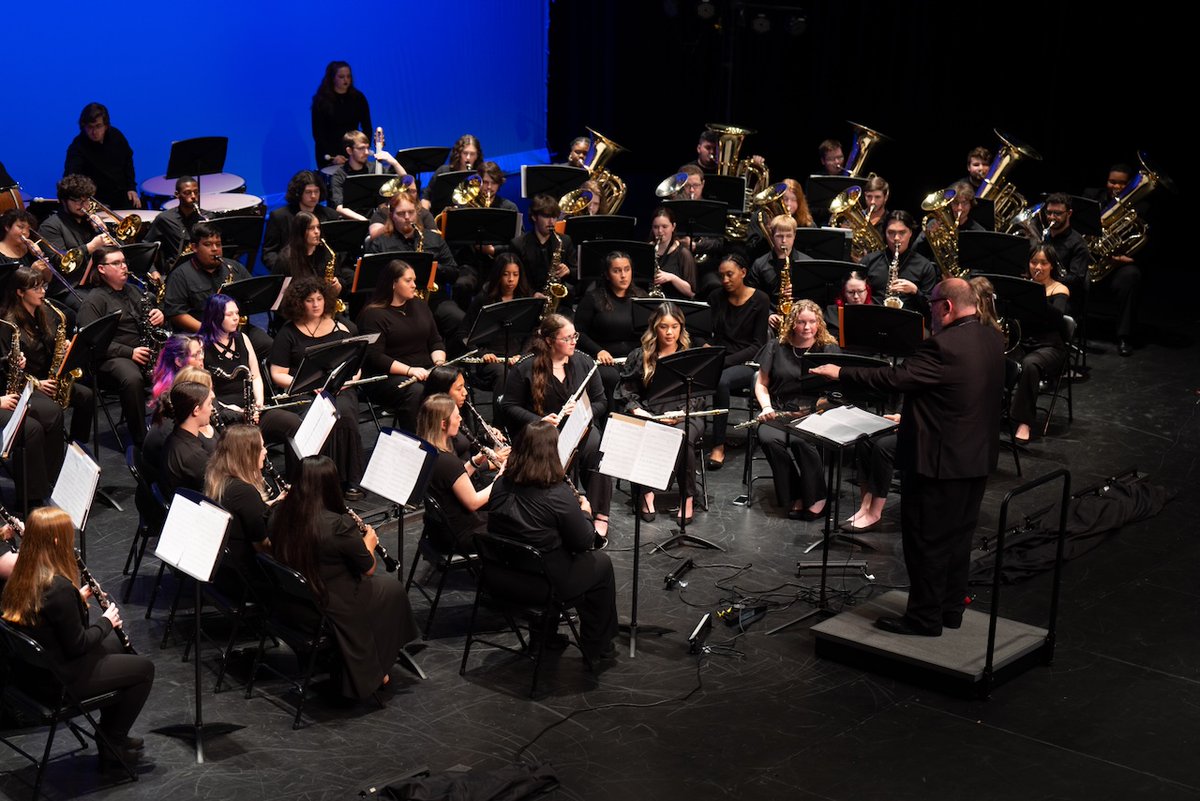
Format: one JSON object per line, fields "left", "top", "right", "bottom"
{"left": 732, "top": 409, "right": 813, "bottom": 430}
{"left": 395, "top": 349, "right": 479, "bottom": 390}
{"left": 348, "top": 507, "right": 398, "bottom": 573}
{"left": 75, "top": 549, "right": 136, "bottom": 654}
{"left": 650, "top": 408, "right": 729, "bottom": 421}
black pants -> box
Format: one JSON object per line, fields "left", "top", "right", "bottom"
{"left": 60, "top": 382, "right": 95, "bottom": 445}
{"left": 711, "top": 364, "right": 756, "bottom": 446}
{"left": 663, "top": 416, "right": 703, "bottom": 500}
{"left": 431, "top": 298, "right": 466, "bottom": 348}
{"left": 370, "top": 375, "right": 424, "bottom": 433}
{"left": 97, "top": 357, "right": 148, "bottom": 448}
{"left": 758, "top": 422, "right": 825, "bottom": 509}
{"left": 1011, "top": 344, "right": 1067, "bottom": 427}
{"left": 1094, "top": 262, "right": 1142, "bottom": 338}
{"left": 70, "top": 634, "right": 156, "bottom": 739}
{"left": 1, "top": 396, "right": 64, "bottom": 503}
{"left": 572, "top": 426, "right": 612, "bottom": 517}
{"left": 854, "top": 432, "right": 896, "bottom": 498}
{"left": 327, "top": 389, "right": 364, "bottom": 486}
{"left": 542, "top": 548, "right": 618, "bottom": 659}
{"left": 899, "top": 471, "right": 988, "bottom": 632}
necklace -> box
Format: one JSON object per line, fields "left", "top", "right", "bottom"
{"left": 300, "top": 318, "right": 324, "bottom": 338}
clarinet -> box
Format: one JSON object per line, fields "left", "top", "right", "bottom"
{"left": 0, "top": 504, "right": 24, "bottom": 550}
{"left": 75, "top": 549, "right": 136, "bottom": 654}
{"left": 347, "top": 507, "right": 398, "bottom": 573}
{"left": 262, "top": 458, "right": 288, "bottom": 501}
{"left": 464, "top": 399, "right": 508, "bottom": 447}
{"left": 561, "top": 475, "right": 605, "bottom": 551}
{"left": 462, "top": 427, "right": 503, "bottom": 469}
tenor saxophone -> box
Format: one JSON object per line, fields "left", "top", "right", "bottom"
{"left": 540, "top": 233, "right": 568, "bottom": 319}
{"left": 46, "top": 303, "right": 80, "bottom": 407}
{"left": 321, "top": 237, "right": 347, "bottom": 314}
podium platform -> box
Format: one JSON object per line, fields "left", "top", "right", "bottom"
{"left": 813, "top": 590, "right": 1051, "bottom": 698}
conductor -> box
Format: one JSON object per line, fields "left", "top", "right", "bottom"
{"left": 810, "top": 278, "right": 1004, "bottom": 636}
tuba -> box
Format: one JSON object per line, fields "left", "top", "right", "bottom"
{"left": 706, "top": 123, "right": 770, "bottom": 240}
{"left": 920, "top": 188, "right": 965, "bottom": 279}
{"left": 829, "top": 186, "right": 886, "bottom": 262}
{"left": 1086, "top": 151, "right": 1172, "bottom": 283}
{"left": 977, "top": 129, "right": 1043, "bottom": 232}
{"left": 46, "top": 301, "right": 80, "bottom": 408}
{"left": 843, "top": 121, "right": 890, "bottom": 178}
{"left": 583, "top": 127, "right": 628, "bottom": 214}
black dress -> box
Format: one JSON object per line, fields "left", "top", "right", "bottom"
{"left": 574, "top": 287, "right": 641, "bottom": 410}
{"left": 269, "top": 322, "right": 364, "bottom": 485}
{"left": 708, "top": 288, "right": 771, "bottom": 446}
{"left": 356, "top": 300, "right": 444, "bottom": 432}
{"left": 8, "top": 311, "right": 95, "bottom": 445}
{"left": 425, "top": 450, "right": 486, "bottom": 551}
{"left": 204, "top": 333, "right": 301, "bottom": 451}
{"left": 214, "top": 477, "right": 270, "bottom": 597}
{"left": 654, "top": 241, "right": 698, "bottom": 299}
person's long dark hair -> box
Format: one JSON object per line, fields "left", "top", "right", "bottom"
{"left": 529, "top": 314, "right": 569, "bottom": 415}
{"left": 484, "top": 253, "right": 532, "bottom": 302}
{"left": 505, "top": 421, "right": 565, "bottom": 487}
{"left": 366, "top": 259, "right": 414, "bottom": 309}
{"left": 270, "top": 456, "right": 347, "bottom": 606}
{"left": 596, "top": 250, "right": 645, "bottom": 312}
{"left": 281, "top": 211, "right": 319, "bottom": 278}
{"left": 1, "top": 266, "right": 53, "bottom": 341}
{"left": 312, "top": 60, "right": 354, "bottom": 115}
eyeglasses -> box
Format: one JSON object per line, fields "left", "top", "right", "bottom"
{"left": 556, "top": 333, "right": 580, "bottom": 343}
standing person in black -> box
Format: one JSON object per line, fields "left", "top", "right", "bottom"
{"left": 311, "top": 61, "right": 372, "bottom": 170}
{"left": 487, "top": 420, "right": 617, "bottom": 663}
{"left": 268, "top": 279, "right": 364, "bottom": 495}
{"left": 270, "top": 455, "right": 418, "bottom": 700}
{"left": 501, "top": 314, "right": 612, "bottom": 540}
{"left": 262, "top": 171, "right": 340, "bottom": 273}
{"left": 144, "top": 175, "right": 202, "bottom": 271}
{"left": 812, "top": 278, "right": 1005, "bottom": 636}
{"left": 356, "top": 259, "right": 445, "bottom": 432}
{"left": 458, "top": 253, "right": 534, "bottom": 390}
{"left": 421, "top": 134, "right": 482, "bottom": 213}
{"left": 161, "top": 379, "right": 217, "bottom": 498}
{"left": 1, "top": 507, "right": 154, "bottom": 769}
{"left": 573, "top": 251, "right": 645, "bottom": 410}
{"left": 649, "top": 207, "right": 698, "bottom": 299}
{"left": 861, "top": 210, "right": 938, "bottom": 314}
{"left": 365, "top": 192, "right": 464, "bottom": 340}
{"left": 62, "top": 102, "right": 139, "bottom": 210}
{"left": 205, "top": 424, "right": 274, "bottom": 596}
{"left": 747, "top": 214, "right": 813, "bottom": 327}
{"left": 77, "top": 245, "right": 163, "bottom": 449}
{"left": 37, "top": 174, "right": 111, "bottom": 309}
{"left": 2, "top": 266, "right": 94, "bottom": 446}
{"left": 705, "top": 254, "right": 771, "bottom": 470}
{"left": 329, "top": 130, "right": 404, "bottom": 221}
{"left": 506, "top": 194, "right": 576, "bottom": 310}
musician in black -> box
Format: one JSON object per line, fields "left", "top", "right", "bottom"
{"left": 0, "top": 347, "right": 66, "bottom": 505}
{"left": 564, "top": 136, "right": 591, "bottom": 168}
{"left": 1083, "top": 165, "right": 1144, "bottom": 357}
{"left": 421, "top": 134, "right": 482, "bottom": 211}
{"left": 144, "top": 176, "right": 202, "bottom": 271}
{"left": 204, "top": 424, "right": 273, "bottom": 595}
{"left": 329, "top": 130, "right": 404, "bottom": 221}
{"left": 161, "top": 379, "right": 216, "bottom": 498}
{"left": 574, "top": 251, "right": 645, "bottom": 410}
{"left": 964, "top": 146, "right": 992, "bottom": 192}
{"left": 416, "top": 394, "right": 498, "bottom": 552}
{"left": 501, "top": 314, "right": 612, "bottom": 538}
{"left": 458, "top": 253, "right": 534, "bottom": 390}
{"left": 649, "top": 207, "right": 698, "bottom": 299}
{"left": 1011, "top": 245, "right": 1071, "bottom": 443}
{"left": 262, "top": 171, "right": 339, "bottom": 272}
{"left": 63, "top": 103, "right": 139, "bottom": 210}
{"left": 78, "top": 245, "right": 164, "bottom": 449}
{"left": 747, "top": 215, "right": 813, "bottom": 326}
{"left": 1043, "top": 193, "right": 1091, "bottom": 300}
{"left": 862, "top": 175, "right": 890, "bottom": 243}
{"left": 862, "top": 211, "right": 938, "bottom": 313}
{"left": 0, "top": 209, "right": 45, "bottom": 272}
{"left": 276, "top": 212, "right": 354, "bottom": 312}
{"left": 506, "top": 194, "right": 576, "bottom": 309}
{"left": 818, "top": 139, "right": 845, "bottom": 176}
{"left": 311, "top": 61, "right": 372, "bottom": 169}
{"left": 37, "top": 175, "right": 111, "bottom": 308}
{"left": 689, "top": 130, "right": 719, "bottom": 174}
{"left": 671, "top": 165, "right": 726, "bottom": 275}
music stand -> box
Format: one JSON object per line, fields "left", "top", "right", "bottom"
{"left": 395, "top": 146, "right": 451, "bottom": 197}
{"left": 281, "top": 335, "right": 374, "bottom": 399}
{"left": 838, "top": 304, "right": 925, "bottom": 359}
{"left": 646, "top": 346, "right": 726, "bottom": 551}
{"left": 521, "top": 164, "right": 589, "bottom": 199}
{"left": 165, "top": 137, "right": 228, "bottom": 202}
{"left": 958, "top": 230, "right": 1028, "bottom": 277}
{"left": 660, "top": 200, "right": 727, "bottom": 244}
{"left": 792, "top": 259, "right": 856, "bottom": 308}
{"left": 65, "top": 310, "right": 124, "bottom": 512}
{"left": 564, "top": 215, "right": 638, "bottom": 243}
{"left": 342, "top": 175, "right": 394, "bottom": 216}
{"left": 704, "top": 175, "right": 748, "bottom": 214}
{"left": 440, "top": 208, "right": 520, "bottom": 248}
{"left": 202, "top": 216, "right": 264, "bottom": 266}
{"left": 1067, "top": 195, "right": 1103, "bottom": 239}
{"left": 804, "top": 176, "right": 862, "bottom": 217}
{"left": 987, "top": 274, "right": 1061, "bottom": 340}
{"left": 465, "top": 297, "right": 543, "bottom": 389}
{"left": 352, "top": 251, "right": 435, "bottom": 294}
{"left": 796, "top": 228, "right": 851, "bottom": 261}
{"left": 631, "top": 298, "right": 714, "bottom": 340}
{"left": 579, "top": 240, "right": 654, "bottom": 288}
{"left": 321, "top": 219, "right": 370, "bottom": 257}
{"left": 222, "top": 275, "right": 286, "bottom": 328}
{"left": 970, "top": 197, "right": 996, "bottom": 231}
{"left": 428, "top": 169, "right": 475, "bottom": 215}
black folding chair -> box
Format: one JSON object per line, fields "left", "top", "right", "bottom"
{"left": 405, "top": 497, "right": 479, "bottom": 639}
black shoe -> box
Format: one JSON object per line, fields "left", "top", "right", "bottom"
{"left": 706, "top": 455, "right": 725, "bottom": 471}
{"left": 639, "top": 509, "right": 656, "bottom": 523}
{"left": 1118, "top": 338, "right": 1133, "bottom": 357}
{"left": 674, "top": 514, "right": 694, "bottom": 525}
{"left": 343, "top": 486, "right": 366, "bottom": 501}
{"left": 586, "top": 641, "right": 618, "bottom": 662}
{"left": 942, "top": 611, "right": 963, "bottom": 630}
{"left": 841, "top": 519, "right": 880, "bottom": 533}
{"left": 789, "top": 507, "right": 825, "bottom": 521}
{"left": 874, "top": 615, "right": 942, "bottom": 637}
{"left": 529, "top": 629, "right": 570, "bottom": 652}
{"left": 97, "top": 741, "right": 139, "bottom": 771}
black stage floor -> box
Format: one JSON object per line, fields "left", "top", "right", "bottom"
{"left": 2, "top": 314, "right": 1198, "bottom": 801}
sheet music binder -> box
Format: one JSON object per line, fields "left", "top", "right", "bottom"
{"left": 359, "top": 427, "right": 438, "bottom": 507}
{"left": 155, "top": 489, "right": 232, "bottom": 585}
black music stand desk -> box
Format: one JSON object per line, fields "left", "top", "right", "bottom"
{"left": 564, "top": 215, "right": 638, "bottom": 243}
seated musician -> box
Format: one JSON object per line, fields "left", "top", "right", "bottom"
{"left": 1042, "top": 192, "right": 1091, "bottom": 304}
{"left": 161, "top": 379, "right": 217, "bottom": 498}
{"left": 506, "top": 194, "right": 577, "bottom": 312}
{"left": 144, "top": 176, "right": 202, "bottom": 272}
{"left": 563, "top": 136, "right": 591, "bottom": 168}
{"left": 269, "top": 455, "right": 419, "bottom": 700}
{"left": 818, "top": 139, "right": 845, "bottom": 176}
{"left": 262, "top": 171, "right": 339, "bottom": 273}
{"left": 747, "top": 214, "right": 813, "bottom": 328}
{"left": 329, "top": 129, "right": 404, "bottom": 221}
{"left": 705, "top": 254, "right": 771, "bottom": 470}
{"left": 199, "top": 294, "right": 300, "bottom": 452}
{"left": 615, "top": 302, "right": 703, "bottom": 524}
{"left": 862, "top": 175, "right": 890, "bottom": 243}
{"left": 0, "top": 209, "right": 46, "bottom": 270}
{"left": 501, "top": 314, "right": 612, "bottom": 539}
{"left": 366, "top": 176, "right": 438, "bottom": 240}
{"left": 64, "top": 102, "right": 139, "bottom": 210}
{"left": 861, "top": 211, "right": 938, "bottom": 313}
{"left": 579, "top": 179, "right": 603, "bottom": 216}
{"left": 37, "top": 175, "right": 111, "bottom": 309}
{"left": 751, "top": 301, "right": 841, "bottom": 520}
{"left": 825, "top": 270, "right": 872, "bottom": 339}
{"left": 689, "top": 129, "right": 719, "bottom": 174}
{"left": 145, "top": 364, "right": 213, "bottom": 491}
{"left": 162, "top": 222, "right": 272, "bottom": 357}
{"left": 445, "top": 160, "right": 518, "bottom": 306}
{"left": 0, "top": 318, "right": 66, "bottom": 505}
{"left": 417, "top": 394, "right": 499, "bottom": 552}
{"left": 276, "top": 212, "right": 353, "bottom": 311}
{"left": 649, "top": 207, "right": 698, "bottom": 299}
{"left": 671, "top": 165, "right": 725, "bottom": 289}
{"left": 487, "top": 420, "right": 618, "bottom": 663}
{"left": 0, "top": 525, "right": 15, "bottom": 585}
{"left": 268, "top": 279, "right": 364, "bottom": 496}
{"left": 422, "top": 365, "right": 477, "bottom": 461}
{"left": 1, "top": 507, "right": 155, "bottom": 770}
{"left": 574, "top": 251, "right": 645, "bottom": 410}
{"left": 782, "top": 178, "right": 816, "bottom": 228}
{"left": 421, "top": 134, "right": 483, "bottom": 211}
{"left": 913, "top": 180, "right": 985, "bottom": 264}
{"left": 355, "top": 259, "right": 445, "bottom": 432}
{"left": 1, "top": 267, "right": 94, "bottom": 447}
{"left": 1083, "top": 165, "right": 1143, "bottom": 358}
{"left": 964, "top": 146, "right": 992, "bottom": 192}
{"left": 204, "top": 424, "right": 275, "bottom": 595}
{"left": 458, "top": 253, "right": 534, "bottom": 390}
{"left": 365, "top": 192, "right": 464, "bottom": 339}
{"left": 1009, "top": 244, "right": 1071, "bottom": 443}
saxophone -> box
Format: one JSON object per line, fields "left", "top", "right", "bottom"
{"left": 411, "top": 225, "right": 439, "bottom": 302}
{"left": 130, "top": 275, "right": 170, "bottom": 384}
{"left": 777, "top": 250, "right": 793, "bottom": 317}
{"left": 883, "top": 242, "right": 904, "bottom": 309}
{"left": 648, "top": 235, "right": 666, "bottom": 298}
{"left": 2, "top": 320, "right": 26, "bottom": 395}
{"left": 46, "top": 303, "right": 80, "bottom": 407}
{"left": 321, "top": 237, "right": 347, "bottom": 314}
{"left": 540, "top": 233, "right": 568, "bottom": 319}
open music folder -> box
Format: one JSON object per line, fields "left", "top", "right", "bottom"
{"left": 558, "top": 389, "right": 593, "bottom": 469}
{"left": 793, "top": 405, "right": 896, "bottom": 446}
{"left": 0, "top": 381, "right": 32, "bottom": 459}
{"left": 155, "top": 489, "right": 232, "bottom": 583}
{"left": 359, "top": 427, "right": 438, "bottom": 506}
{"left": 51, "top": 441, "right": 101, "bottom": 531}
{"left": 597, "top": 413, "right": 684, "bottom": 492}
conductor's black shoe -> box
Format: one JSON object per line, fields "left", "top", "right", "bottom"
{"left": 788, "top": 507, "right": 825, "bottom": 521}
{"left": 874, "top": 615, "right": 942, "bottom": 636}
{"left": 1118, "top": 338, "right": 1133, "bottom": 357}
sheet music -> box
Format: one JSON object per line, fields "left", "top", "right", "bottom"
{"left": 794, "top": 404, "right": 895, "bottom": 446}
{"left": 270, "top": 276, "right": 292, "bottom": 311}
{"left": 155, "top": 494, "right": 231, "bottom": 582}
{"left": 558, "top": 389, "right": 594, "bottom": 468}
{"left": 51, "top": 442, "right": 101, "bottom": 530}
{"left": 597, "top": 413, "right": 683, "bottom": 491}
{"left": 1, "top": 381, "right": 33, "bottom": 458}
{"left": 293, "top": 392, "right": 338, "bottom": 457}
{"left": 360, "top": 430, "right": 428, "bottom": 506}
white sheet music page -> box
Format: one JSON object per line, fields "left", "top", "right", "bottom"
{"left": 50, "top": 442, "right": 101, "bottom": 531}
{"left": 558, "top": 389, "right": 594, "bottom": 468}
{"left": 795, "top": 405, "right": 895, "bottom": 445}
{"left": 1, "top": 381, "right": 33, "bottom": 458}
{"left": 597, "top": 413, "right": 683, "bottom": 491}
{"left": 360, "top": 430, "right": 427, "bottom": 506}
{"left": 293, "top": 393, "right": 338, "bottom": 457}
{"left": 155, "top": 495, "right": 231, "bottom": 582}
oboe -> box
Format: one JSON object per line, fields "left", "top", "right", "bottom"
{"left": 75, "top": 549, "right": 136, "bottom": 654}
{"left": 347, "top": 507, "right": 398, "bottom": 573}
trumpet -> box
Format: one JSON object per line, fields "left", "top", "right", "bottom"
{"left": 88, "top": 197, "right": 142, "bottom": 243}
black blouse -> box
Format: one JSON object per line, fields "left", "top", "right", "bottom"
{"left": 487, "top": 477, "right": 594, "bottom": 554}
{"left": 269, "top": 321, "right": 356, "bottom": 373}
{"left": 356, "top": 301, "right": 443, "bottom": 376}
{"left": 574, "top": 289, "right": 640, "bottom": 358}
{"left": 709, "top": 288, "right": 771, "bottom": 368}
{"left": 500, "top": 351, "right": 606, "bottom": 434}
{"left": 755, "top": 338, "right": 842, "bottom": 411}
{"left": 204, "top": 334, "right": 255, "bottom": 407}
{"left": 655, "top": 241, "right": 698, "bottom": 299}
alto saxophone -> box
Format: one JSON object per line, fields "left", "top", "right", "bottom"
{"left": 1, "top": 320, "right": 27, "bottom": 395}
{"left": 46, "top": 302, "right": 80, "bottom": 407}
{"left": 540, "top": 233, "right": 568, "bottom": 319}
{"left": 412, "top": 226, "right": 439, "bottom": 302}
{"left": 778, "top": 250, "right": 793, "bottom": 317}
{"left": 320, "top": 237, "right": 347, "bottom": 314}
{"left": 883, "top": 242, "right": 904, "bottom": 309}
{"left": 648, "top": 235, "right": 666, "bottom": 298}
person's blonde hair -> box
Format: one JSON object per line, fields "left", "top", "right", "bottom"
{"left": 416, "top": 394, "right": 456, "bottom": 453}
{"left": 175, "top": 366, "right": 213, "bottom": 388}
{"left": 205, "top": 424, "right": 266, "bottom": 502}
{"left": 0, "top": 508, "right": 77, "bottom": 626}
{"left": 778, "top": 299, "right": 835, "bottom": 347}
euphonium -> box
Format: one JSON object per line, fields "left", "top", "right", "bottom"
{"left": 1086, "top": 151, "right": 1171, "bottom": 283}
{"left": 2, "top": 320, "right": 26, "bottom": 395}
{"left": 46, "top": 302, "right": 80, "bottom": 407}
{"left": 843, "top": 121, "right": 890, "bottom": 178}
{"left": 540, "top": 233, "right": 568, "bottom": 319}
{"left": 87, "top": 197, "right": 142, "bottom": 244}
{"left": 977, "top": 129, "right": 1042, "bottom": 232}
{"left": 750, "top": 182, "right": 789, "bottom": 243}
{"left": 321, "top": 237, "right": 348, "bottom": 314}
{"left": 829, "top": 186, "right": 885, "bottom": 262}
{"left": 920, "top": 188, "right": 964, "bottom": 279}
{"left": 558, "top": 187, "right": 593, "bottom": 217}
{"left": 1008, "top": 202, "right": 1047, "bottom": 243}
{"left": 706, "top": 123, "right": 770, "bottom": 241}
{"left": 649, "top": 235, "right": 666, "bottom": 299}
{"left": 883, "top": 242, "right": 904, "bottom": 309}
{"left": 583, "top": 126, "right": 627, "bottom": 214}
{"left": 778, "top": 251, "right": 793, "bottom": 317}
{"left": 451, "top": 174, "right": 483, "bottom": 207}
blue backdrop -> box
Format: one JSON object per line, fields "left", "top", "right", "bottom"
{"left": 6, "top": 0, "right": 548, "bottom": 202}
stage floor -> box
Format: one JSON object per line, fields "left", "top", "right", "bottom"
{"left": 2, "top": 317, "right": 1198, "bottom": 801}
